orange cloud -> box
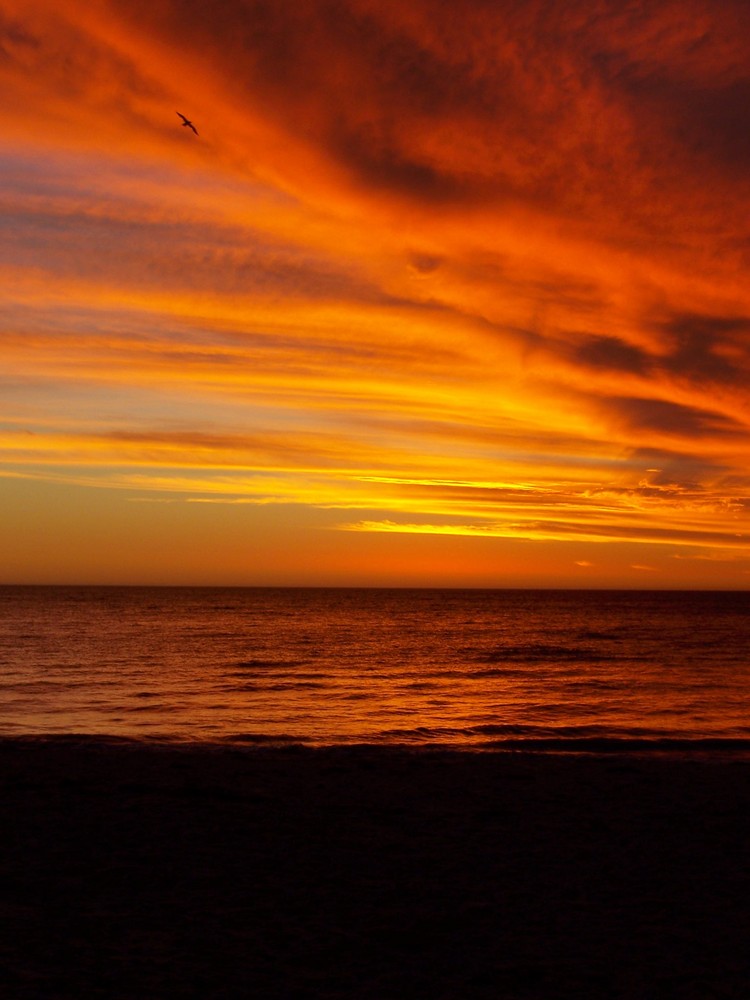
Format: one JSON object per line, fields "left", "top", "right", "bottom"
{"left": 1, "top": 0, "right": 750, "bottom": 583}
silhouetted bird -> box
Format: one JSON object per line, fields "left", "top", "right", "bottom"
{"left": 176, "top": 112, "right": 198, "bottom": 136}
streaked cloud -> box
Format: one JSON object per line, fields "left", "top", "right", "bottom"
{"left": 1, "top": 0, "right": 749, "bottom": 584}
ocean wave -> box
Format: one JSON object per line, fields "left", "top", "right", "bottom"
{"left": 232, "top": 658, "right": 311, "bottom": 669}
{"left": 476, "top": 643, "right": 616, "bottom": 664}
{"left": 481, "top": 736, "right": 750, "bottom": 755}
{"left": 219, "top": 680, "right": 329, "bottom": 692}
{"left": 464, "top": 667, "right": 543, "bottom": 678}
{"left": 222, "top": 732, "right": 313, "bottom": 745}
{"left": 222, "top": 669, "right": 327, "bottom": 680}
{"left": 575, "top": 630, "right": 624, "bottom": 641}
{"left": 366, "top": 723, "right": 750, "bottom": 755}
{"left": 3, "top": 730, "right": 750, "bottom": 757}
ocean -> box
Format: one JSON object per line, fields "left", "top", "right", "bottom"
{"left": 1, "top": 586, "right": 749, "bottom": 751}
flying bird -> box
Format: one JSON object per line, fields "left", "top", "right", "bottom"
{"left": 176, "top": 112, "right": 198, "bottom": 136}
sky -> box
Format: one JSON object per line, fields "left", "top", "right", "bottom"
{"left": 2, "top": 0, "right": 750, "bottom": 587}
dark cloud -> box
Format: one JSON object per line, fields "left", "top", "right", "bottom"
{"left": 18, "top": 0, "right": 736, "bottom": 233}
{"left": 84, "top": 2, "right": 589, "bottom": 204}
{"left": 613, "top": 52, "right": 750, "bottom": 176}
{"left": 571, "top": 311, "right": 750, "bottom": 387}
{"left": 325, "top": 118, "right": 465, "bottom": 202}
{"left": 608, "top": 396, "right": 744, "bottom": 438}
{"left": 408, "top": 252, "right": 443, "bottom": 274}
{"left": 573, "top": 334, "right": 650, "bottom": 375}
{"left": 658, "top": 311, "right": 750, "bottom": 382}
{"left": 678, "top": 79, "right": 750, "bottom": 175}
{"left": 0, "top": 11, "right": 40, "bottom": 56}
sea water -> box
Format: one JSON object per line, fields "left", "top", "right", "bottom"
{"left": 1, "top": 586, "right": 749, "bottom": 750}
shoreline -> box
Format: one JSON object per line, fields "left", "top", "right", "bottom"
{"left": 2, "top": 740, "right": 749, "bottom": 998}
{"left": 4, "top": 731, "right": 750, "bottom": 757}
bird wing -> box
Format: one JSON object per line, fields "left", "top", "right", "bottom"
{"left": 176, "top": 112, "right": 198, "bottom": 135}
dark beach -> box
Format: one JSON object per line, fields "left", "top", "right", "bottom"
{"left": 2, "top": 740, "right": 749, "bottom": 999}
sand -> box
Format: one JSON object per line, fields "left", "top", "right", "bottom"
{"left": 1, "top": 739, "right": 749, "bottom": 999}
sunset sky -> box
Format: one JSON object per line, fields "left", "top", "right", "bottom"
{"left": 2, "top": 0, "right": 750, "bottom": 587}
